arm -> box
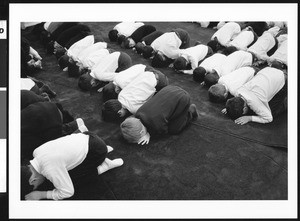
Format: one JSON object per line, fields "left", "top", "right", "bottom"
{"left": 25, "top": 191, "right": 48, "bottom": 200}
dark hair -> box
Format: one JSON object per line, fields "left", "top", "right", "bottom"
{"left": 208, "top": 84, "right": 227, "bottom": 103}
{"left": 207, "top": 40, "right": 219, "bottom": 52}
{"left": 46, "top": 41, "right": 54, "bottom": 54}
{"left": 225, "top": 97, "right": 245, "bottom": 120}
{"left": 173, "top": 57, "right": 187, "bottom": 70}
{"left": 68, "top": 60, "right": 80, "bottom": 78}
{"left": 21, "top": 165, "right": 33, "bottom": 199}
{"left": 221, "top": 46, "right": 238, "bottom": 55}
{"left": 117, "top": 35, "right": 126, "bottom": 45}
{"left": 78, "top": 73, "right": 93, "bottom": 91}
{"left": 55, "top": 47, "right": 67, "bottom": 60}
{"left": 135, "top": 42, "right": 146, "bottom": 54}
{"left": 123, "top": 37, "right": 132, "bottom": 49}
{"left": 102, "top": 82, "right": 118, "bottom": 102}
{"left": 151, "top": 53, "right": 168, "bottom": 68}
{"left": 108, "top": 30, "right": 118, "bottom": 42}
{"left": 142, "top": 45, "right": 154, "bottom": 59}
{"left": 102, "top": 99, "right": 123, "bottom": 122}
{"left": 193, "top": 66, "right": 207, "bottom": 83}
{"left": 58, "top": 54, "right": 70, "bottom": 69}
{"left": 204, "top": 72, "right": 219, "bottom": 87}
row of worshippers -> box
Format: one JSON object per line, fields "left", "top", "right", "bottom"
{"left": 20, "top": 22, "right": 125, "bottom": 201}
{"left": 173, "top": 21, "right": 288, "bottom": 125}
{"left": 107, "top": 21, "right": 287, "bottom": 125}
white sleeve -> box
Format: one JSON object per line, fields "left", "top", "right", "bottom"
{"left": 43, "top": 164, "right": 75, "bottom": 200}
{"left": 247, "top": 97, "right": 273, "bottom": 124}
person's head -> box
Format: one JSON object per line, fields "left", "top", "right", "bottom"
{"left": 78, "top": 72, "right": 93, "bottom": 91}
{"left": 225, "top": 96, "right": 249, "bottom": 120}
{"left": 152, "top": 69, "right": 169, "bottom": 91}
{"left": 120, "top": 117, "right": 147, "bottom": 143}
{"left": 135, "top": 42, "right": 146, "bottom": 54}
{"left": 123, "top": 37, "right": 136, "bottom": 49}
{"left": 68, "top": 59, "right": 80, "bottom": 77}
{"left": 117, "top": 34, "right": 126, "bottom": 45}
{"left": 208, "top": 84, "right": 228, "bottom": 103}
{"left": 102, "top": 99, "right": 123, "bottom": 122}
{"left": 207, "top": 39, "right": 220, "bottom": 52}
{"left": 151, "top": 51, "right": 168, "bottom": 68}
{"left": 108, "top": 29, "right": 119, "bottom": 42}
{"left": 269, "top": 60, "right": 287, "bottom": 70}
{"left": 173, "top": 56, "right": 188, "bottom": 70}
{"left": 142, "top": 45, "right": 154, "bottom": 59}
{"left": 221, "top": 46, "right": 238, "bottom": 56}
{"left": 204, "top": 71, "right": 219, "bottom": 87}
{"left": 21, "top": 164, "right": 45, "bottom": 198}
{"left": 58, "top": 54, "right": 70, "bottom": 69}
{"left": 193, "top": 66, "right": 207, "bottom": 83}
{"left": 55, "top": 47, "right": 66, "bottom": 60}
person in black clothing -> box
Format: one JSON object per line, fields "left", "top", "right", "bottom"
{"left": 120, "top": 85, "right": 198, "bottom": 145}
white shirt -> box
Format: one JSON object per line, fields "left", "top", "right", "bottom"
{"left": 263, "top": 26, "right": 281, "bottom": 37}
{"left": 211, "top": 22, "right": 241, "bottom": 47}
{"left": 218, "top": 66, "right": 255, "bottom": 97}
{"left": 179, "top": 44, "right": 209, "bottom": 69}
{"left": 77, "top": 42, "right": 107, "bottom": 65}
{"left": 113, "top": 64, "right": 146, "bottom": 89}
{"left": 30, "top": 133, "right": 89, "bottom": 200}
{"left": 199, "top": 53, "right": 227, "bottom": 73}
{"left": 114, "top": 22, "right": 144, "bottom": 37}
{"left": 247, "top": 32, "right": 276, "bottom": 59}
{"left": 269, "top": 38, "right": 287, "bottom": 65}
{"left": 228, "top": 30, "right": 255, "bottom": 50}
{"left": 118, "top": 71, "right": 157, "bottom": 114}
{"left": 80, "top": 49, "right": 110, "bottom": 69}
{"left": 151, "top": 32, "right": 182, "bottom": 59}
{"left": 67, "top": 35, "right": 95, "bottom": 61}
{"left": 217, "top": 51, "right": 253, "bottom": 77}
{"left": 90, "top": 52, "right": 120, "bottom": 81}
{"left": 21, "top": 78, "right": 35, "bottom": 91}
{"left": 236, "top": 67, "right": 285, "bottom": 123}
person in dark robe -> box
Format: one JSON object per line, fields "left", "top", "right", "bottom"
{"left": 120, "top": 85, "right": 198, "bottom": 145}
{"left": 122, "top": 24, "right": 156, "bottom": 49}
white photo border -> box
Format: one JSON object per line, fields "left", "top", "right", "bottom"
{"left": 9, "top": 3, "right": 298, "bottom": 219}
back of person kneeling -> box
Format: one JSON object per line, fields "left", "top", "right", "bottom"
{"left": 119, "top": 85, "right": 199, "bottom": 145}
{"left": 21, "top": 132, "right": 123, "bottom": 200}
{"left": 222, "top": 66, "right": 287, "bottom": 125}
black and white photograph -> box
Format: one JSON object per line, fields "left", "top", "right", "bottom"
{"left": 7, "top": 2, "right": 298, "bottom": 219}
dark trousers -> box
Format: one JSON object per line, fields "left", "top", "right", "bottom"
{"left": 116, "top": 52, "right": 132, "bottom": 72}
{"left": 51, "top": 22, "right": 79, "bottom": 40}
{"left": 56, "top": 24, "right": 90, "bottom": 47}
{"left": 68, "top": 132, "right": 107, "bottom": 189}
{"left": 65, "top": 31, "right": 90, "bottom": 49}
{"left": 131, "top": 25, "right": 156, "bottom": 43}
{"left": 269, "top": 79, "right": 287, "bottom": 118}
{"left": 141, "top": 30, "right": 164, "bottom": 45}
{"left": 168, "top": 93, "right": 192, "bottom": 134}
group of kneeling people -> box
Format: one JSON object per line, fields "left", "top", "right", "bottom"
{"left": 20, "top": 21, "right": 287, "bottom": 201}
